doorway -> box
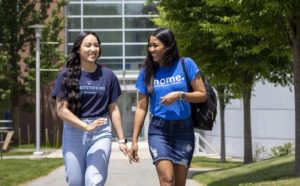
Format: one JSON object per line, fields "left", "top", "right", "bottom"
{"left": 113, "top": 91, "right": 145, "bottom": 140}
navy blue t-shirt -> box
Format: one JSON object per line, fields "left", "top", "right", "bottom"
{"left": 52, "top": 64, "right": 122, "bottom": 118}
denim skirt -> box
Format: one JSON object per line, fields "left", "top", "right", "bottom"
{"left": 148, "top": 116, "right": 195, "bottom": 167}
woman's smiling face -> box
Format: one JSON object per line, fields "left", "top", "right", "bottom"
{"left": 79, "top": 34, "right": 100, "bottom": 64}
{"left": 148, "top": 36, "right": 165, "bottom": 65}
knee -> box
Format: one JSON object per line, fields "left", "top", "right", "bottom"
{"left": 160, "top": 172, "right": 175, "bottom": 186}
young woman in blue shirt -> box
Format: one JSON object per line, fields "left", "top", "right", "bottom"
{"left": 129, "top": 28, "right": 207, "bottom": 186}
{"left": 52, "top": 31, "right": 128, "bottom": 186}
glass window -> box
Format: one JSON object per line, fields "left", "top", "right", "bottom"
{"left": 68, "top": 18, "right": 81, "bottom": 29}
{"left": 67, "top": 31, "right": 81, "bottom": 43}
{"left": 125, "top": 31, "right": 151, "bottom": 42}
{"left": 84, "top": 18, "right": 122, "bottom": 29}
{"left": 125, "top": 45, "right": 147, "bottom": 56}
{"left": 97, "top": 58, "right": 124, "bottom": 70}
{"left": 101, "top": 45, "right": 122, "bottom": 56}
{"left": 125, "top": 58, "right": 145, "bottom": 70}
{"left": 99, "top": 58, "right": 122, "bottom": 63}
{"left": 125, "top": 58, "right": 145, "bottom": 63}
{"left": 68, "top": 4, "right": 81, "bottom": 15}
{"left": 125, "top": 3, "right": 158, "bottom": 15}
{"left": 125, "top": 17, "right": 155, "bottom": 28}
{"left": 84, "top": 4, "right": 122, "bottom": 15}
{"left": 67, "top": 45, "right": 73, "bottom": 54}
{"left": 68, "top": 31, "right": 122, "bottom": 43}
{"left": 96, "top": 31, "right": 122, "bottom": 43}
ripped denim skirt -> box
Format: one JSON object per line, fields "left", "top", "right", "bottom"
{"left": 148, "top": 115, "right": 195, "bottom": 167}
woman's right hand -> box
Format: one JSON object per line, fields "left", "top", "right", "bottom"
{"left": 129, "top": 142, "right": 140, "bottom": 164}
{"left": 84, "top": 117, "right": 108, "bottom": 132}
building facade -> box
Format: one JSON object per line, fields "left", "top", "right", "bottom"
{"left": 203, "top": 81, "right": 295, "bottom": 158}
{"left": 66, "top": 0, "right": 158, "bottom": 139}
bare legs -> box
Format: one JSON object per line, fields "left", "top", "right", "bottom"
{"left": 155, "top": 160, "right": 189, "bottom": 186}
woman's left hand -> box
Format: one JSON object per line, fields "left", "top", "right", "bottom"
{"left": 119, "top": 143, "right": 129, "bottom": 157}
{"left": 159, "top": 91, "right": 181, "bottom": 105}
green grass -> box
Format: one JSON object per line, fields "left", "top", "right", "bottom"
{"left": 193, "top": 155, "right": 297, "bottom": 186}
{"left": 0, "top": 158, "right": 64, "bottom": 186}
{"left": 191, "top": 156, "right": 242, "bottom": 169}
{"left": 2, "top": 149, "right": 54, "bottom": 156}
{"left": 2, "top": 151, "right": 34, "bottom": 156}
{"left": 10, "top": 143, "right": 60, "bottom": 149}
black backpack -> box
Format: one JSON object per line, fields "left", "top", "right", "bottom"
{"left": 181, "top": 58, "right": 217, "bottom": 130}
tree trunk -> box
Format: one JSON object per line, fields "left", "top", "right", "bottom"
{"left": 293, "top": 21, "right": 300, "bottom": 175}
{"left": 218, "top": 87, "right": 226, "bottom": 163}
{"left": 243, "top": 77, "right": 253, "bottom": 164}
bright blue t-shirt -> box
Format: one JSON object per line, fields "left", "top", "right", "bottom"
{"left": 52, "top": 64, "right": 122, "bottom": 118}
{"left": 135, "top": 57, "right": 200, "bottom": 120}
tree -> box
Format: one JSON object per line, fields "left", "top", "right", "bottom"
{"left": 151, "top": 0, "right": 293, "bottom": 164}
{"left": 152, "top": 0, "right": 237, "bottom": 162}
{"left": 232, "top": 0, "right": 300, "bottom": 175}
{"left": 0, "top": 51, "right": 9, "bottom": 100}
{"left": 198, "top": 0, "right": 292, "bottom": 163}
{"left": 0, "top": 0, "right": 66, "bottom": 122}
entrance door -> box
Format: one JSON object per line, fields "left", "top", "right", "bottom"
{"left": 113, "top": 91, "right": 144, "bottom": 140}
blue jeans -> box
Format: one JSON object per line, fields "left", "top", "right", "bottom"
{"left": 148, "top": 116, "right": 195, "bottom": 167}
{"left": 62, "top": 117, "right": 112, "bottom": 186}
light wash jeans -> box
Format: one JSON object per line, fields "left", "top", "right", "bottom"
{"left": 62, "top": 117, "right": 112, "bottom": 186}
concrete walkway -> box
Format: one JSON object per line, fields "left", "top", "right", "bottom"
{"left": 22, "top": 141, "right": 202, "bottom": 186}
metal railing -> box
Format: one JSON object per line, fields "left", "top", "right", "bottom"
{"left": 194, "top": 132, "right": 218, "bottom": 155}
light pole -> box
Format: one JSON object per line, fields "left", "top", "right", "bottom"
{"left": 29, "top": 24, "right": 44, "bottom": 156}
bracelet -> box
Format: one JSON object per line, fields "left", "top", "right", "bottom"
{"left": 118, "top": 138, "right": 127, "bottom": 144}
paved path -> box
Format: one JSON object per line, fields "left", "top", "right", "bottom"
{"left": 22, "top": 142, "right": 202, "bottom": 186}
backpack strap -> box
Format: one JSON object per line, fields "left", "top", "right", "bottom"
{"left": 180, "top": 58, "right": 192, "bottom": 92}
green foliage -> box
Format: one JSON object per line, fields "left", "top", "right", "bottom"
{"left": 152, "top": 0, "right": 238, "bottom": 103}
{"left": 0, "top": 0, "right": 67, "bottom": 105}
{"left": 152, "top": 0, "right": 292, "bottom": 102}
{"left": 152, "top": 0, "right": 294, "bottom": 164}
{"left": 24, "top": 1, "right": 67, "bottom": 95}
{"left": 270, "top": 143, "right": 294, "bottom": 158}
{"left": 0, "top": 51, "right": 10, "bottom": 100}
{"left": 253, "top": 144, "right": 268, "bottom": 162}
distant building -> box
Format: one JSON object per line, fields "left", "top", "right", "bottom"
{"left": 204, "top": 81, "right": 294, "bottom": 158}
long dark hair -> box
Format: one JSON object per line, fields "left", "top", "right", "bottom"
{"left": 60, "top": 31, "right": 101, "bottom": 115}
{"left": 144, "top": 28, "right": 180, "bottom": 90}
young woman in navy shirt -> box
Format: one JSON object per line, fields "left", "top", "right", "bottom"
{"left": 52, "top": 31, "right": 128, "bottom": 186}
{"left": 129, "top": 28, "right": 207, "bottom": 186}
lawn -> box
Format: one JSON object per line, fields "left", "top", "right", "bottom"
{"left": 0, "top": 158, "right": 63, "bottom": 186}
{"left": 192, "top": 155, "right": 298, "bottom": 186}
{"left": 191, "top": 156, "right": 242, "bottom": 169}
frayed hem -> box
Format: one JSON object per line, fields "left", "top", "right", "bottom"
{"left": 153, "top": 158, "right": 190, "bottom": 168}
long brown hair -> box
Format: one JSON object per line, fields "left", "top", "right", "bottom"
{"left": 59, "top": 31, "right": 101, "bottom": 115}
